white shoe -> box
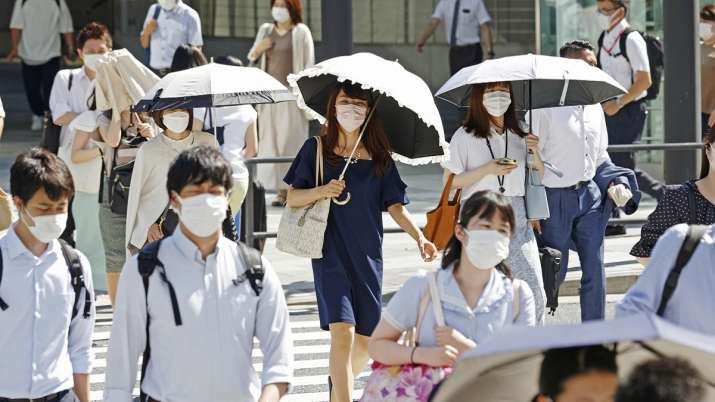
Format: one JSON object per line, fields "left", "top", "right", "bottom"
{"left": 31, "top": 115, "right": 43, "bottom": 131}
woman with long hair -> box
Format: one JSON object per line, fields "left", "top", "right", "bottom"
{"left": 284, "top": 81, "right": 437, "bottom": 401}
{"left": 631, "top": 131, "right": 715, "bottom": 264}
{"left": 248, "top": 0, "right": 314, "bottom": 206}
{"left": 442, "top": 81, "right": 547, "bottom": 323}
{"left": 368, "top": 190, "right": 535, "bottom": 372}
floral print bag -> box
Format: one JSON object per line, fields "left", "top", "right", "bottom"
{"left": 360, "top": 272, "right": 452, "bottom": 402}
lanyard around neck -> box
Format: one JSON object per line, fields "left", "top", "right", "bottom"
{"left": 603, "top": 27, "right": 629, "bottom": 55}
{"left": 485, "top": 131, "right": 508, "bottom": 193}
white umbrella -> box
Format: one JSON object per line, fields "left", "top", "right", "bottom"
{"left": 431, "top": 314, "right": 715, "bottom": 402}
{"left": 435, "top": 53, "right": 627, "bottom": 111}
{"left": 287, "top": 52, "right": 449, "bottom": 166}
{"left": 133, "top": 62, "right": 294, "bottom": 112}
{"left": 94, "top": 48, "right": 160, "bottom": 113}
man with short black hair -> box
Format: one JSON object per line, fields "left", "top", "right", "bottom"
{"left": 616, "top": 357, "right": 705, "bottom": 402}
{"left": 0, "top": 147, "right": 94, "bottom": 402}
{"left": 105, "top": 145, "right": 292, "bottom": 402}
{"left": 7, "top": 0, "right": 74, "bottom": 131}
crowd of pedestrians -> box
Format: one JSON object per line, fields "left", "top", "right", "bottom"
{"left": 1, "top": 0, "right": 714, "bottom": 402}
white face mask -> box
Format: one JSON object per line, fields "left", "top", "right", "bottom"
{"left": 158, "top": 0, "right": 177, "bottom": 11}
{"left": 483, "top": 91, "right": 512, "bottom": 117}
{"left": 701, "top": 22, "right": 714, "bottom": 40}
{"left": 82, "top": 53, "right": 105, "bottom": 72}
{"left": 335, "top": 104, "right": 368, "bottom": 133}
{"left": 20, "top": 209, "right": 67, "bottom": 244}
{"left": 596, "top": 12, "right": 614, "bottom": 31}
{"left": 272, "top": 6, "right": 291, "bottom": 23}
{"left": 163, "top": 112, "right": 190, "bottom": 133}
{"left": 464, "top": 229, "right": 510, "bottom": 270}
{"left": 175, "top": 193, "right": 228, "bottom": 237}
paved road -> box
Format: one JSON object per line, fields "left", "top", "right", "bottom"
{"left": 89, "top": 295, "right": 622, "bottom": 402}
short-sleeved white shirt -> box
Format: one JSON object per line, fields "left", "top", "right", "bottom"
{"left": 49, "top": 68, "right": 94, "bottom": 148}
{"left": 598, "top": 19, "right": 651, "bottom": 101}
{"left": 442, "top": 127, "right": 527, "bottom": 199}
{"left": 9, "top": 0, "right": 73, "bottom": 65}
{"left": 143, "top": 1, "right": 203, "bottom": 70}
{"left": 432, "top": 0, "right": 492, "bottom": 46}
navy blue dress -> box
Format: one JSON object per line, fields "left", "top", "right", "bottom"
{"left": 284, "top": 137, "right": 409, "bottom": 336}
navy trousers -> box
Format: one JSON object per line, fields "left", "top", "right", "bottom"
{"left": 541, "top": 181, "right": 607, "bottom": 321}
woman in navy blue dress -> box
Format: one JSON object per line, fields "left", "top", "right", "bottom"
{"left": 284, "top": 81, "right": 438, "bottom": 401}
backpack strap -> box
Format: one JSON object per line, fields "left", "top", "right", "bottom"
{"left": 0, "top": 249, "right": 7, "bottom": 311}
{"left": 237, "top": 242, "right": 264, "bottom": 296}
{"left": 596, "top": 31, "right": 606, "bottom": 68}
{"left": 152, "top": 3, "right": 161, "bottom": 20}
{"left": 58, "top": 239, "right": 92, "bottom": 319}
{"left": 618, "top": 28, "right": 634, "bottom": 63}
{"left": 656, "top": 225, "right": 708, "bottom": 316}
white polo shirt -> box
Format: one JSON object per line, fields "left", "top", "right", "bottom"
{"left": 432, "top": 0, "right": 492, "bottom": 46}
{"left": 527, "top": 104, "right": 611, "bottom": 188}
{"left": 143, "top": 1, "right": 203, "bottom": 70}
{"left": 9, "top": 0, "right": 73, "bottom": 65}
{"left": 49, "top": 68, "right": 94, "bottom": 149}
{"left": 598, "top": 19, "right": 651, "bottom": 101}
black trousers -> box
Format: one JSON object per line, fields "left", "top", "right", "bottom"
{"left": 449, "top": 43, "right": 483, "bottom": 76}
{"left": 605, "top": 99, "right": 664, "bottom": 201}
{"left": 21, "top": 57, "right": 61, "bottom": 117}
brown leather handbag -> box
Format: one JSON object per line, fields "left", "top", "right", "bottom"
{"left": 423, "top": 174, "right": 462, "bottom": 251}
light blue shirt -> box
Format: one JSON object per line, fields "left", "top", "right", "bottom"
{"left": 0, "top": 225, "right": 95, "bottom": 399}
{"left": 616, "top": 224, "right": 715, "bottom": 336}
{"left": 383, "top": 265, "right": 536, "bottom": 347}
{"left": 104, "top": 228, "right": 292, "bottom": 402}
{"left": 143, "top": 1, "right": 203, "bottom": 70}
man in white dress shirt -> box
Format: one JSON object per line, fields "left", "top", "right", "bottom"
{"left": 105, "top": 145, "right": 292, "bottom": 402}
{"left": 0, "top": 148, "right": 95, "bottom": 402}
{"left": 417, "top": 0, "right": 494, "bottom": 75}
{"left": 528, "top": 41, "right": 638, "bottom": 321}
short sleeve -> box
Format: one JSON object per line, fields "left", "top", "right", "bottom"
{"left": 442, "top": 130, "right": 467, "bottom": 175}
{"left": 625, "top": 32, "right": 650, "bottom": 73}
{"left": 283, "top": 138, "right": 318, "bottom": 189}
{"left": 383, "top": 274, "right": 429, "bottom": 332}
{"left": 142, "top": 5, "right": 155, "bottom": 29}
{"left": 381, "top": 162, "right": 409, "bottom": 211}
{"left": 475, "top": 0, "right": 492, "bottom": 25}
{"left": 432, "top": 0, "right": 446, "bottom": 20}
{"left": 70, "top": 110, "right": 99, "bottom": 133}
{"left": 9, "top": 0, "right": 24, "bottom": 30}
{"left": 187, "top": 10, "right": 204, "bottom": 46}
{"left": 513, "top": 279, "right": 536, "bottom": 326}
{"left": 59, "top": 0, "right": 74, "bottom": 34}
{"left": 49, "top": 70, "right": 72, "bottom": 121}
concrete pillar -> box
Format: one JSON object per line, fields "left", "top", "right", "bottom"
{"left": 663, "top": 0, "right": 701, "bottom": 184}
{"left": 321, "top": 0, "right": 353, "bottom": 59}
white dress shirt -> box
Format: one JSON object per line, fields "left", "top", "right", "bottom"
{"left": 104, "top": 228, "right": 293, "bottom": 402}
{"left": 143, "top": 1, "right": 203, "bottom": 70}
{"left": 432, "top": 0, "right": 492, "bottom": 46}
{"left": 443, "top": 127, "right": 527, "bottom": 198}
{"left": 49, "top": 68, "right": 94, "bottom": 149}
{"left": 527, "top": 104, "right": 610, "bottom": 188}
{"left": 9, "top": 0, "right": 73, "bottom": 65}
{"left": 598, "top": 19, "right": 651, "bottom": 101}
{"left": 0, "top": 225, "right": 94, "bottom": 399}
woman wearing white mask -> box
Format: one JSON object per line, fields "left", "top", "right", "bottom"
{"left": 125, "top": 107, "right": 217, "bottom": 264}
{"left": 442, "top": 81, "right": 547, "bottom": 323}
{"left": 284, "top": 82, "right": 438, "bottom": 401}
{"left": 248, "top": 0, "right": 314, "bottom": 207}
{"left": 369, "top": 191, "right": 535, "bottom": 372}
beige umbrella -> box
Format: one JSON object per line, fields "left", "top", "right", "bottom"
{"left": 94, "top": 49, "right": 160, "bottom": 114}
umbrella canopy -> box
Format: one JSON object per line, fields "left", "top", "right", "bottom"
{"left": 287, "top": 52, "right": 448, "bottom": 165}
{"left": 431, "top": 314, "right": 715, "bottom": 402}
{"left": 435, "top": 53, "right": 627, "bottom": 111}
{"left": 94, "top": 49, "right": 160, "bottom": 113}
{"left": 134, "top": 62, "right": 294, "bottom": 112}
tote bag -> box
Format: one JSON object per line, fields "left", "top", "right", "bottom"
{"left": 276, "top": 137, "right": 330, "bottom": 258}
{"left": 423, "top": 174, "right": 461, "bottom": 251}
{"left": 360, "top": 272, "right": 451, "bottom": 402}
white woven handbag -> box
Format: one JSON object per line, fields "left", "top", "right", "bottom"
{"left": 276, "top": 136, "right": 331, "bottom": 258}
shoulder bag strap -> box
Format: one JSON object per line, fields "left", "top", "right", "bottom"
{"left": 0, "top": 249, "right": 7, "bottom": 311}
{"left": 656, "top": 225, "right": 708, "bottom": 316}
{"left": 314, "top": 136, "right": 324, "bottom": 186}
{"left": 68, "top": 69, "right": 74, "bottom": 91}
{"left": 427, "top": 271, "right": 445, "bottom": 327}
{"left": 512, "top": 279, "right": 521, "bottom": 322}
{"left": 58, "top": 239, "right": 92, "bottom": 319}
{"left": 437, "top": 174, "right": 455, "bottom": 207}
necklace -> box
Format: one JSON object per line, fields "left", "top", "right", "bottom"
{"left": 343, "top": 150, "right": 361, "bottom": 164}
{"left": 485, "top": 131, "right": 509, "bottom": 194}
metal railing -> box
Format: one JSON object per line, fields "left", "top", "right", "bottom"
{"left": 243, "top": 142, "right": 705, "bottom": 246}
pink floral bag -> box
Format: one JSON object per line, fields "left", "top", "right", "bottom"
{"left": 360, "top": 272, "right": 452, "bottom": 402}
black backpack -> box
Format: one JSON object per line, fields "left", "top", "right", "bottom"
{"left": 597, "top": 28, "right": 664, "bottom": 101}
{"left": 136, "top": 239, "right": 264, "bottom": 402}
{"left": 0, "top": 239, "right": 92, "bottom": 320}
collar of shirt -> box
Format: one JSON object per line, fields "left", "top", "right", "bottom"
{"left": 3, "top": 224, "right": 61, "bottom": 263}
{"left": 603, "top": 19, "right": 631, "bottom": 52}
{"left": 170, "top": 225, "right": 220, "bottom": 265}
{"left": 438, "top": 264, "right": 510, "bottom": 316}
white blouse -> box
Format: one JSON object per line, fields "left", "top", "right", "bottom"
{"left": 442, "top": 127, "right": 527, "bottom": 199}
{"left": 57, "top": 110, "right": 102, "bottom": 194}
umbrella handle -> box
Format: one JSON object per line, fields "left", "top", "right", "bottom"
{"left": 332, "top": 192, "right": 351, "bottom": 205}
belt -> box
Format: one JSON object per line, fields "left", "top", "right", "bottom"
{"left": 564, "top": 181, "right": 590, "bottom": 190}
{"left": 450, "top": 42, "right": 480, "bottom": 49}
{"left": 0, "top": 390, "right": 69, "bottom": 402}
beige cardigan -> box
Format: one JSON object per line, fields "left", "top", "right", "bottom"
{"left": 248, "top": 22, "right": 315, "bottom": 76}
